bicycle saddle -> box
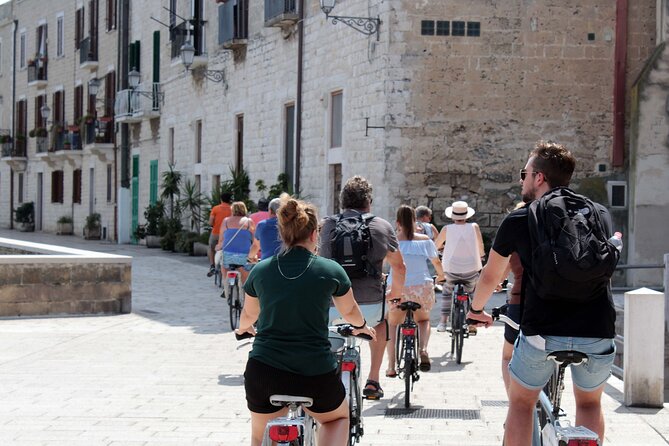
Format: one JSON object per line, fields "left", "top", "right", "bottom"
{"left": 228, "top": 264, "right": 244, "bottom": 269}
{"left": 547, "top": 350, "right": 588, "bottom": 365}
{"left": 270, "top": 395, "right": 314, "bottom": 408}
{"left": 399, "top": 301, "right": 422, "bottom": 312}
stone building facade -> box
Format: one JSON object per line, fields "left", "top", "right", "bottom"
{"left": 0, "top": 0, "right": 119, "bottom": 239}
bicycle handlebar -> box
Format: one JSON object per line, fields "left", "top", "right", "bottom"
{"left": 465, "top": 304, "right": 520, "bottom": 331}
{"left": 328, "top": 324, "right": 373, "bottom": 341}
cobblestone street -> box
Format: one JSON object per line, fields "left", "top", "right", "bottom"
{"left": 0, "top": 229, "right": 667, "bottom": 445}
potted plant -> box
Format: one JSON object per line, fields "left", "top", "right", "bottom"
{"left": 0, "top": 134, "right": 12, "bottom": 144}
{"left": 35, "top": 127, "right": 48, "bottom": 138}
{"left": 143, "top": 201, "right": 165, "bottom": 248}
{"left": 84, "top": 212, "right": 101, "bottom": 239}
{"left": 14, "top": 202, "right": 35, "bottom": 232}
{"left": 57, "top": 215, "right": 74, "bottom": 235}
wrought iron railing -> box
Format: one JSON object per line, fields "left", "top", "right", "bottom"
{"left": 80, "top": 36, "right": 98, "bottom": 65}
{"left": 27, "top": 61, "right": 48, "bottom": 83}
{"left": 265, "top": 0, "right": 297, "bottom": 23}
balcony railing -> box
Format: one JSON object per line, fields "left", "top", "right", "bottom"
{"left": 27, "top": 60, "right": 48, "bottom": 85}
{"left": 80, "top": 36, "right": 98, "bottom": 67}
{"left": 264, "top": 0, "right": 298, "bottom": 27}
{"left": 36, "top": 137, "right": 48, "bottom": 153}
{"left": 115, "top": 84, "right": 163, "bottom": 122}
{"left": 2, "top": 139, "right": 26, "bottom": 157}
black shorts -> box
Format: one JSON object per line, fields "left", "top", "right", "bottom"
{"left": 244, "top": 357, "right": 345, "bottom": 414}
{"left": 504, "top": 303, "right": 521, "bottom": 344}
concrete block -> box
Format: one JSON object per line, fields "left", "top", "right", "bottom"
{"left": 0, "top": 265, "right": 23, "bottom": 286}
{"left": 624, "top": 287, "right": 665, "bottom": 407}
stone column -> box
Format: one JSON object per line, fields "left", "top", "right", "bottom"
{"left": 624, "top": 287, "right": 665, "bottom": 407}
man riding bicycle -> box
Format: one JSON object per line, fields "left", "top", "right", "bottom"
{"left": 467, "top": 141, "right": 617, "bottom": 446}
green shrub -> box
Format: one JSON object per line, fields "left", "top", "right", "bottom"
{"left": 57, "top": 215, "right": 73, "bottom": 224}
{"left": 15, "top": 202, "right": 34, "bottom": 224}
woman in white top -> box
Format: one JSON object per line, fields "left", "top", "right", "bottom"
{"left": 386, "top": 205, "right": 445, "bottom": 374}
{"left": 434, "top": 201, "right": 485, "bottom": 332}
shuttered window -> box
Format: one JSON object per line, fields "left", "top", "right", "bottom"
{"left": 75, "top": 8, "right": 84, "bottom": 49}
{"left": 73, "top": 169, "right": 82, "bottom": 204}
{"left": 106, "top": 0, "right": 117, "bottom": 31}
{"left": 51, "top": 170, "right": 64, "bottom": 203}
{"left": 149, "top": 160, "right": 158, "bottom": 205}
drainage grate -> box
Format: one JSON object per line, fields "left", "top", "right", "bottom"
{"left": 481, "top": 400, "right": 508, "bottom": 407}
{"left": 385, "top": 408, "right": 480, "bottom": 420}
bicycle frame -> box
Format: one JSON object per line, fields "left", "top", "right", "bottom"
{"left": 490, "top": 306, "right": 600, "bottom": 446}
{"left": 261, "top": 395, "right": 318, "bottom": 446}
{"left": 395, "top": 301, "right": 421, "bottom": 408}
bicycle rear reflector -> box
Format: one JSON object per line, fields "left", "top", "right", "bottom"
{"left": 565, "top": 441, "right": 598, "bottom": 446}
{"left": 269, "top": 425, "right": 299, "bottom": 442}
{"left": 226, "top": 272, "right": 237, "bottom": 279}
{"left": 341, "top": 361, "right": 356, "bottom": 372}
{"left": 401, "top": 327, "right": 416, "bottom": 336}
{"left": 457, "top": 294, "right": 469, "bottom": 301}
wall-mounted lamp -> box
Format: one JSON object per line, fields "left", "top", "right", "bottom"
{"left": 320, "top": 0, "right": 380, "bottom": 39}
{"left": 88, "top": 77, "right": 101, "bottom": 96}
{"left": 40, "top": 104, "right": 51, "bottom": 123}
{"left": 180, "top": 41, "right": 225, "bottom": 83}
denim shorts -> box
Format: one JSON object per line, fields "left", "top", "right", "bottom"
{"left": 329, "top": 301, "right": 384, "bottom": 326}
{"left": 509, "top": 332, "right": 616, "bottom": 391}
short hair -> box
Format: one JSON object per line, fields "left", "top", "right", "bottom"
{"left": 340, "top": 176, "right": 373, "bottom": 210}
{"left": 257, "top": 197, "right": 269, "bottom": 212}
{"left": 415, "top": 206, "right": 432, "bottom": 220}
{"left": 530, "top": 141, "right": 576, "bottom": 188}
{"left": 268, "top": 197, "right": 281, "bottom": 215}
{"left": 221, "top": 192, "right": 233, "bottom": 204}
{"left": 231, "top": 201, "right": 248, "bottom": 216}
{"left": 396, "top": 205, "right": 415, "bottom": 240}
{"left": 277, "top": 196, "right": 318, "bottom": 248}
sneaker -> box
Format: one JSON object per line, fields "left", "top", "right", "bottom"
{"left": 436, "top": 322, "right": 448, "bottom": 332}
{"left": 207, "top": 266, "right": 216, "bottom": 277}
{"left": 468, "top": 326, "right": 478, "bottom": 336}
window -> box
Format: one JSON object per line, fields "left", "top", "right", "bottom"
{"left": 57, "top": 15, "right": 64, "bottom": 56}
{"left": 168, "top": 127, "right": 174, "bottom": 164}
{"left": 103, "top": 70, "right": 116, "bottom": 117}
{"left": 330, "top": 91, "right": 343, "bottom": 148}
{"left": 53, "top": 90, "right": 65, "bottom": 124}
{"left": 74, "top": 85, "right": 83, "bottom": 123}
{"left": 331, "top": 164, "right": 342, "bottom": 214}
{"left": 195, "top": 119, "right": 202, "bottom": 163}
{"left": 452, "top": 21, "right": 465, "bottom": 36}
{"left": 19, "top": 31, "right": 26, "bottom": 68}
{"left": 149, "top": 160, "right": 158, "bottom": 205}
{"left": 436, "top": 21, "right": 449, "bottom": 36}
{"left": 218, "top": 0, "right": 249, "bottom": 45}
{"left": 236, "top": 114, "right": 244, "bottom": 173}
{"left": 34, "top": 95, "right": 46, "bottom": 129}
{"left": 106, "top": 164, "right": 113, "bottom": 202}
{"left": 51, "top": 170, "right": 64, "bottom": 203}
{"left": 467, "top": 21, "right": 480, "bottom": 37}
{"left": 607, "top": 181, "right": 627, "bottom": 208}
{"left": 106, "top": 0, "right": 117, "bottom": 31}
{"left": 75, "top": 8, "right": 84, "bottom": 49}
{"left": 73, "top": 169, "right": 82, "bottom": 204}
{"left": 284, "top": 104, "right": 295, "bottom": 188}
{"left": 421, "top": 20, "right": 434, "bottom": 36}
{"left": 18, "top": 173, "right": 24, "bottom": 204}
{"left": 212, "top": 175, "right": 220, "bottom": 194}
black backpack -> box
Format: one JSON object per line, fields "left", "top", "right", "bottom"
{"left": 527, "top": 187, "right": 620, "bottom": 302}
{"left": 328, "top": 212, "right": 377, "bottom": 279}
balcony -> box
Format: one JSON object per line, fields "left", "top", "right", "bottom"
{"left": 264, "top": 0, "right": 299, "bottom": 27}
{"left": 51, "top": 130, "right": 83, "bottom": 167}
{"left": 27, "top": 59, "right": 48, "bottom": 89}
{"left": 1, "top": 132, "right": 27, "bottom": 171}
{"left": 115, "top": 84, "right": 163, "bottom": 123}
{"left": 219, "top": 0, "right": 248, "bottom": 49}
{"left": 35, "top": 137, "right": 48, "bottom": 154}
{"left": 79, "top": 37, "right": 99, "bottom": 71}
{"left": 83, "top": 117, "right": 115, "bottom": 162}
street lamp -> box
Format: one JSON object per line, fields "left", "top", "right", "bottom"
{"left": 319, "top": 0, "right": 381, "bottom": 39}
{"left": 180, "top": 40, "right": 225, "bottom": 83}
{"left": 40, "top": 104, "right": 51, "bottom": 123}
{"left": 128, "top": 68, "right": 141, "bottom": 89}
{"left": 88, "top": 77, "right": 101, "bottom": 97}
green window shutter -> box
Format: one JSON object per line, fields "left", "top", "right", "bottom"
{"left": 153, "top": 31, "right": 160, "bottom": 83}
{"left": 149, "top": 160, "right": 158, "bottom": 205}
{"left": 131, "top": 155, "right": 140, "bottom": 243}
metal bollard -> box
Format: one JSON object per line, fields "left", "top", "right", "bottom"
{"left": 624, "top": 287, "right": 665, "bottom": 407}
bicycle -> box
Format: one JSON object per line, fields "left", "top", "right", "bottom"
{"left": 483, "top": 305, "right": 600, "bottom": 446}
{"left": 449, "top": 282, "right": 473, "bottom": 364}
{"left": 234, "top": 331, "right": 318, "bottom": 446}
{"left": 223, "top": 264, "right": 245, "bottom": 331}
{"left": 389, "top": 299, "right": 422, "bottom": 408}
{"left": 328, "top": 324, "right": 372, "bottom": 445}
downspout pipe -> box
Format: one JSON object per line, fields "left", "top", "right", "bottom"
{"left": 294, "top": 0, "right": 304, "bottom": 193}
{"left": 612, "top": 0, "right": 628, "bottom": 167}
{"left": 10, "top": 19, "right": 18, "bottom": 230}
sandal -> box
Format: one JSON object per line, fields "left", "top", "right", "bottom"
{"left": 385, "top": 369, "right": 398, "bottom": 378}
{"left": 362, "top": 379, "right": 384, "bottom": 400}
{"left": 419, "top": 351, "right": 431, "bottom": 372}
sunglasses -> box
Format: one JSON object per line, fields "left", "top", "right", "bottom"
{"left": 519, "top": 169, "right": 540, "bottom": 181}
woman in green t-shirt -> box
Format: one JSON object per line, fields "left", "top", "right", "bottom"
{"left": 237, "top": 195, "right": 376, "bottom": 446}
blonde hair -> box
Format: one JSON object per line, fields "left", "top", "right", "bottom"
{"left": 277, "top": 194, "right": 318, "bottom": 248}
{"left": 231, "top": 201, "right": 248, "bottom": 216}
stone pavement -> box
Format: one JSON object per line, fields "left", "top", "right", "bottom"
{"left": 0, "top": 228, "right": 668, "bottom": 446}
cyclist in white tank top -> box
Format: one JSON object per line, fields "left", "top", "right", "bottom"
{"left": 434, "top": 201, "right": 485, "bottom": 332}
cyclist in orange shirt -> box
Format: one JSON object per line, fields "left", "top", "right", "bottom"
{"left": 207, "top": 192, "right": 232, "bottom": 277}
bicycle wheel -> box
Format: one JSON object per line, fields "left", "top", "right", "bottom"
{"left": 348, "top": 370, "right": 362, "bottom": 445}
{"left": 395, "top": 325, "right": 403, "bottom": 371}
{"left": 403, "top": 336, "right": 414, "bottom": 408}
{"left": 454, "top": 305, "right": 465, "bottom": 364}
{"left": 229, "top": 281, "right": 240, "bottom": 330}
